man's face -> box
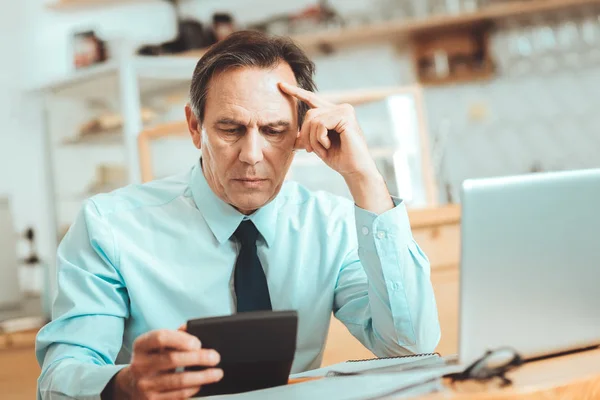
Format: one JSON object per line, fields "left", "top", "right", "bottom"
{"left": 185, "top": 63, "right": 299, "bottom": 214}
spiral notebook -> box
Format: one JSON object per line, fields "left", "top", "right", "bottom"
{"left": 289, "top": 352, "right": 444, "bottom": 379}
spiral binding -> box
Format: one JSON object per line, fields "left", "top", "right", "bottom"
{"left": 346, "top": 352, "right": 440, "bottom": 363}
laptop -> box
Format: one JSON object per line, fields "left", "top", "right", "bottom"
{"left": 458, "top": 168, "right": 600, "bottom": 364}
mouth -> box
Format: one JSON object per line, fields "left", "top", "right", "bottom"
{"left": 232, "top": 178, "right": 268, "bottom": 188}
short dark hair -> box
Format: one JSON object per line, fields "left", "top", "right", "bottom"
{"left": 189, "top": 30, "right": 317, "bottom": 125}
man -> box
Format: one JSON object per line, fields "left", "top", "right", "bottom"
{"left": 36, "top": 31, "right": 440, "bottom": 399}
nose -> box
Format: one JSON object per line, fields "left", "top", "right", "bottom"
{"left": 238, "top": 128, "right": 265, "bottom": 166}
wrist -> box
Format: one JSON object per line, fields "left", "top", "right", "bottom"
{"left": 342, "top": 168, "right": 380, "bottom": 183}
{"left": 112, "top": 368, "right": 133, "bottom": 400}
{"left": 342, "top": 168, "right": 384, "bottom": 193}
{"left": 343, "top": 169, "right": 394, "bottom": 215}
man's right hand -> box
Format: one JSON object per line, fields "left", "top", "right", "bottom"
{"left": 112, "top": 329, "right": 223, "bottom": 399}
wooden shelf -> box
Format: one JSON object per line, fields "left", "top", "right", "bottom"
{"left": 42, "top": 0, "right": 599, "bottom": 95}
{"left": 61, "top": 130, "right": 123, "bottom": 146}
{"left": 173, "top": 0, "right": 600, "bottom": 60}
{"left": 294, "top": 0, "right": 600, "bottom": 51}
{"left": 420, "top": 67, "right": 495, "bottom": 86}
{"left": 47, "top": 0, "right": 152, "bottom": 9}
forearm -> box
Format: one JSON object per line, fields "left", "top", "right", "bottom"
{"left": 343, "top": 169, "right": 394, "bottom": 216}
{"left": 365, "top": 241, "right": 440, "bottom": 355}
{"left": 335, "top": 200, "right": 440, "bottom": 356}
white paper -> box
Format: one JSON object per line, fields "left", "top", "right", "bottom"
{"left": 290, "top": 354, "right": 441, "bottom": 379}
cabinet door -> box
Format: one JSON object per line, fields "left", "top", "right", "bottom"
{"left": 431, "top": 265, "right": 460, "bottom": 356}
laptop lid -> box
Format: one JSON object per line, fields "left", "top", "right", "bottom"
{"left": 459, "top": 169, "right": 600, "bottom": 364}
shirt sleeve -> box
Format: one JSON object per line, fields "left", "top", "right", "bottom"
{"left": 36, "top": 199, "right": 129, "bottom": 400}
{"left": 333, "top": 197, "right": 441, "bottom": 356}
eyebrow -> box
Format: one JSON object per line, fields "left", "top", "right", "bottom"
{"left": 264, "top": 120, "right": 291, "bottom": 128}
{"left": 214, "top": 118, "right": 291, "bottom": 128}
{"left": 215, "top": 118, "right": 245, "bottom": 126}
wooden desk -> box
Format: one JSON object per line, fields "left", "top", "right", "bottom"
{"left": 4, "top": 333, "right": 599, "bottom": 399}
{"left": 423, "top": 348, "right": 600, "bottom": 399}
{"left": 295, "top": 349, "right": 600, "bottom": 398}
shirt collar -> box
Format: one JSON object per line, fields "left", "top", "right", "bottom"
{"left": 190, "top": 160, "right": 278, "bottom": 247}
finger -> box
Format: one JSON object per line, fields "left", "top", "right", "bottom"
{"left": 144, "top": 369, "right": 224, "bottom": 392}
{"left": 278, "top": 82, "right": 332, "bottom": 109}
{"left": 297, "top": 108, "right": 327, "bottom": 152}
{"left": 316, "top": 121, "right": 331, "bottom": 150}
{"left": 154, "top": 387, "right": 201, "bottom": 400}
{"left": 134, "top": 330, "right": 201, "bottom": 354}
{"left": 178, "top": 324, "right": 186, "bottom": 332}
{"left": 298, "top": 118, "right": 313, "bottom": 153}
{"left": 141, "top": 349, "right": 221, "bottom": 374}
{"left": 309, "top": 120, "right": 327, "bottom": 158}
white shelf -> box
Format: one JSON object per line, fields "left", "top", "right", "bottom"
{"left": 135, "top": 55, "right": 200, "bottom": 80}
{"left": 31, "top": 55, "right": 198, "bottom": 100}
{"left": 61, "top": 131, "right": 123, "bottom": 146}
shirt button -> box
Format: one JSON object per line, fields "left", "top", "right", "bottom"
{"left": 377, "top": 231, "right": 386, "bottom": 239}
{"left": 361, "top": 227, "right": 369, "bottom": 236}
{"left": 391, "top": 282, "right": 400, "bottom": 291}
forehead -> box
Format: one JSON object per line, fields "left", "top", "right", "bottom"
{"left": 204, "top": 63, "right": 298, "bottom": 122}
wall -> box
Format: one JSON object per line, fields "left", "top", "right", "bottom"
{"left": 424, "top": 16, "right": 600, "bottom": 202}
{"left": 0, "top": 1, "right": 33, "bottom": 256}
{"left": 4, "top": 0, "right": 600, "bottom": 268}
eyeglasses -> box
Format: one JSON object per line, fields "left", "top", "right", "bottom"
{"left": 446, "top": 347, "right": 524, "bottom": 387}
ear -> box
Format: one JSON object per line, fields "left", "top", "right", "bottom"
{"left": 185, "top": 103, "right": 202, "bottom": 150}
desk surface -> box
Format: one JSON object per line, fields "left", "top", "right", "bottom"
{"left": 423, "top": 347, "right": 600, "bottom": 399}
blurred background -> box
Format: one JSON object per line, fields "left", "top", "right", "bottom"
{"left": 1, "top": 0, "right": 600, "bottom": 397}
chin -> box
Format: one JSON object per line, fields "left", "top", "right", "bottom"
{"left": 229, "top": 192, "right": 274, "bottom": 213}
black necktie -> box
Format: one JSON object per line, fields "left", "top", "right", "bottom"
{"left": 232, "top": 220, "right": 272, "bottom": 312}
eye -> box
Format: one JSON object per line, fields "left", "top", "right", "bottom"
{"left": 264, "top": 128, "right": 285, "bottom": 135}
{"left": 221, "top": 127, "right": 242, "bottom": 134}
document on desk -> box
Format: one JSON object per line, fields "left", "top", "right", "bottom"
{"left": 201, "top": 356, "right": 463, "bottom": 399}
{"left": 290, "top": 353, "right": 444, "bottom": 379}
{"left": 203, "top": 370, "right": 446, "bottom": 400}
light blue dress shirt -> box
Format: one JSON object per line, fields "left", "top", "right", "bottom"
{"left": 36, "top": 161, "right": 440, "bottom": 399}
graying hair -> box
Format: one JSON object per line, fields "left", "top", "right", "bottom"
{"left": 189, "top": 30, "right": 317, "bottom": 125}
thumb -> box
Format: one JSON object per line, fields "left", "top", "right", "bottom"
{"left": 178, "top": 324, "right": 187, "bottom": 332}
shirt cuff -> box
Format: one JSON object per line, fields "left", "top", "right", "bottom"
{"left": 354, "top": 196, "right": 413, "bottom": 253}
{"left": 38, "top": 361, "right": 127, "bottom": 400}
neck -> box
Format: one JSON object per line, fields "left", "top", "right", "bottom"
{"left": 200, "top": 158, "right": 258, "bottom": 216}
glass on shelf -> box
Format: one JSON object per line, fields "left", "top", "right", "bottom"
{"left": 555, "top": 14, "right": 582, "bottom": 68}
{"left": 577, "top": 6, "right": 600, "bottom": 65}
{"left": 530, "top": 14, "right": 558, "bottom": 74}
{"left": 375, "top": 0, "right": 414, "bottom": 22}
{"left": 411, "top": 0, "right": 430, "bottom": 19}
{"left": 501, "top": 17, "right": 534, "bottom": 77}
{"left": 343, "top": 12, "right": 373, "bottom": 28}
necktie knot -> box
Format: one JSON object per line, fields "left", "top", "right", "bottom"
{"left": 233, "top": 220, "right": 259, "bottom": 246}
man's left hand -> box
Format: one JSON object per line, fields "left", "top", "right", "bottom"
{"left": 279, "top": 82, "right": 378, "bottom": 180}
{"left": 279, "top": 82, "right": 394, "bottom": 215}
